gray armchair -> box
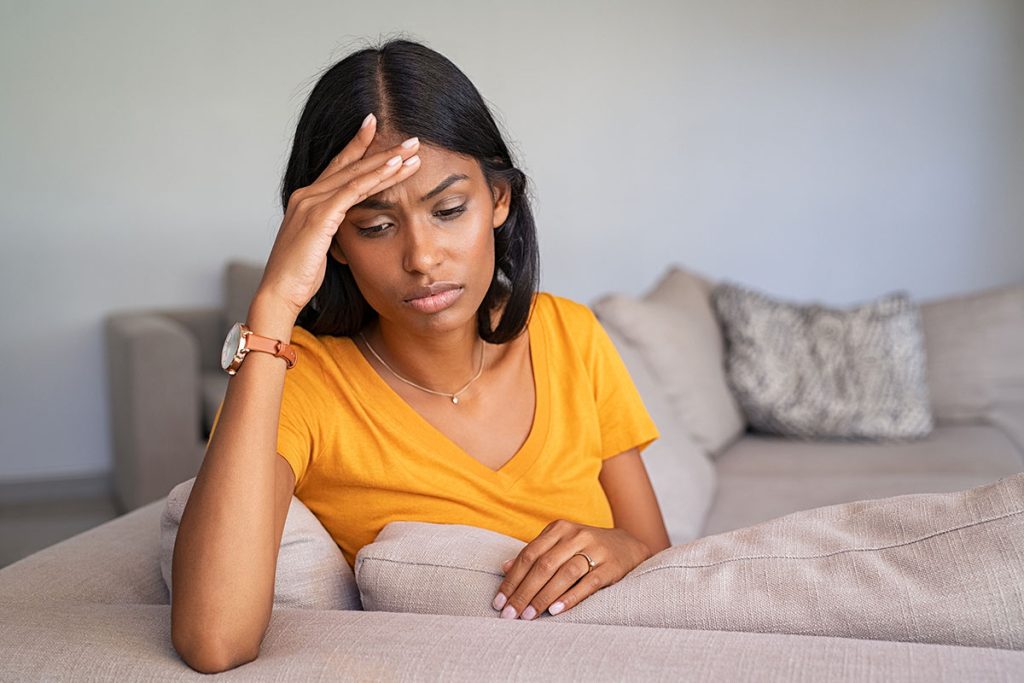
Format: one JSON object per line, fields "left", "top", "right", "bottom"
{"left": 104, "top": 261, "right": 264, "bottom": 513}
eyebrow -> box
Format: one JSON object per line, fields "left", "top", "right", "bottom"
{"left": 351, "top": 173, "right": 470, "bottom": 211}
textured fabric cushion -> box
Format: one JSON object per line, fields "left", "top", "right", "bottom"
{"left": 592, "top": 268, "right": 745, "bottom": 457}
{"left": 704, "top": 423, "right": 1024, "bottom": 535}
{"left": 160, "top": 477, "right": 362, "bottom": 610}
{"left": 598, "top": 322, "right": 716, "bottom": 543}
{"left": 356, "top": 473, "right": 1024, "bottom": 651}
{"left": 5, "top": 605, "right": 1022, "bottom": 681}
{"left": 712, "top": 283, "right": 933, "bottom": 440}
{"left": 919, "top": 283, "right": 1024, "bottom": 424}
{"left": 0, "top": 498, "right": 170, "bottom": 607}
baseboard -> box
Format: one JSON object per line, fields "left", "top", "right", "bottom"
{"left": 0, "top": 472, "right": 113, "bottom": 506}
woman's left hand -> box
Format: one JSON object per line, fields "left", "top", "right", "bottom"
{"left": 491, "top": 519, "right": 652, "bottom": 620}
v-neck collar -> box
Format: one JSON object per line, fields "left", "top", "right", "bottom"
{"left": 333, "top": 294, "right": 550, "bottom": 488}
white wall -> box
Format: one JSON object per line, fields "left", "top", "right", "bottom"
{"left": 1, "top": 1, "right": 1022, "bottom": 482}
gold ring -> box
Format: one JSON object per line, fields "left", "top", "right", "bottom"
{"left": 572, "top": 551, "right": 597, "bottom": 574}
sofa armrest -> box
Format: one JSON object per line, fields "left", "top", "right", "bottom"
{"left": 0, "top": 499, "right": 168, "bottom": 607}
{"left": 105, "top": 312, "right": 207, "bottom": 513}
{"left": 162, "top": 307, "right": 226, "bottom": 375}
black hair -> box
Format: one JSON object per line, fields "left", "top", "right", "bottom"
{"left": 280, "top": 38, "right": 540, "bottom": 344}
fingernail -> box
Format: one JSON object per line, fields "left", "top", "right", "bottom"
{"left": 401, "top": 136, "right": 419, "bottom": 149}
{"left": 548, "top": 601, "right": 564, "bottom": 615}
{"left": 402, "top": 155, "right": 420, "bottom": 166}
{"left": 500, "top": 604, "right": 517, "bottom": 619}
{"left": 501, "top": 558, "right": 513, "bottom": 570}
{"left": 492, "top": 592, "right": 507, "bottom": 610}
{"left": 361, "top": 113, "right": 375, "bottom": 128}
{"left": 521, "top": 605, "right": 537, "bottom": 620}
{"left": 386, "top": 154, "right": 402, "bottom": 167}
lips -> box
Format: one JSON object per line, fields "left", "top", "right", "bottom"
{"left": 403, "top": 282, "right": 462, "bottom": 302}
{"left": 404, "top": 285, "right": 465, "bottom": 314}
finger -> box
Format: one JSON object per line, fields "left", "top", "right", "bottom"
{"left": 546, "top": 564, "right": 609, "bottom": 617}
{"left": 309, "top": 136, "right": 421, "bottom": 202}
{"left": 501, "top": 544, "right": 585, "bottom": 618}
{"left": 298, "top": 153, "right": 420, "bottom": 237}
{"left": 287, "top": 131, "right": 420, "bottom": 220}
{"left": 492, "top": 531, "right": 562, "bottom": 618}
{"left": 523, "top": 553, "right": 595, "bottom": 620}
{"left": 304, "top": 152, "right": 421, "bottom": 225}
{"left": 315, "top": 129, "right": 419, "bottom": 193}
{"left": 314, "top": 112, "right": 377, "bottom": 184}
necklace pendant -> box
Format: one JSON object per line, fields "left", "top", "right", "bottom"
{"left": 451, "top": 395, "right": 459, "bottom": 405}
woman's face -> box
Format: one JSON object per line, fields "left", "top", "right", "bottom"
{"left": 329, "top": 134, "right": 511, "bottom": 337}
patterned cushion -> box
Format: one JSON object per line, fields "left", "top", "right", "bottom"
{"left": 711, "top": 283, "right": 934, "bottom": 440}
{"left": 355, "top": 473, "right": 1024, "bottom": 651}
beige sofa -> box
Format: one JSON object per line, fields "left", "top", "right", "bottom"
{"left": 2, "top": 264, "right": 1022, "bottom": 679}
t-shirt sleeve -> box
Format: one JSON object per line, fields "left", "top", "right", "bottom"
{"left": 205, "top": 326, "right": 320, "bottom": 487}
{"left": 576, "top": 302, "right": 661, "bottom": 460}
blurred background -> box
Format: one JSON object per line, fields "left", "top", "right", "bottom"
{"left": 1, "top": 0, "right": 1022, "bottom": 566}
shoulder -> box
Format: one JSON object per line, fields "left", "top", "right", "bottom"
{"left": 283, "top": 325, "right": 342, "bottom": 383}
{"left": 531, "top": 292, "right": 607, "bottom": 361}
{"left": 532, "top": 291, "right": 600, "bottom": 332}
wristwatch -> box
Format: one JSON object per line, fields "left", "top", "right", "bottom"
{"left": 220, "top": 322, "right": 297, "bottom": 376}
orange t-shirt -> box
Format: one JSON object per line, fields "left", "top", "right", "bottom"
{"left": 209, "top": 291, "right": 659, "bottom": 569}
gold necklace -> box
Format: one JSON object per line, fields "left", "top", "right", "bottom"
{"left": 359, "top": 330, "right": 485, "bottom": 405}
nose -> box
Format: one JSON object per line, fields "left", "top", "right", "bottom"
{"left": 401, "top": 218, "right": 443, "bottom": 275}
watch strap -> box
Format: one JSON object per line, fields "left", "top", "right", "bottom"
{"left": 243, "top": 327, "right": 297, "bottom": 369}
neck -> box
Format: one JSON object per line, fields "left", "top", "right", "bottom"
{"left": 364, "top": 317, "right": 485, "bottom": 393}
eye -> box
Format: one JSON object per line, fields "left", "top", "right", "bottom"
{"left": 435, "top": 204, "right": 467, "bottom": 220}
{"left": 356, "top": 205, "right": 466, "bottom": 238}
{"left": 357, "top": 223, "right": 392, "bottom": 237}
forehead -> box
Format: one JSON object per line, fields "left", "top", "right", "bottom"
{"left": 358, "top": 136, "right": 482, "bottom": 207}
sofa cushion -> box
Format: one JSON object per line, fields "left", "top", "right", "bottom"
{"left": 919, "top": 283, "right": 1024, "bottom": 424}
{"left": 711, "top": 283, "right": 933, "bottom": 441}
{"left": 592, "top": 266, "right": 745, "bottom": 457}
{"left": 160, "top": 477, "right": 362, "bottom": 610}
{"left": 599, "top": 322, "right": 715, "bottom": 544}
{"left": 0, "top": 498, "right": 170, "bottom": 607}
{"left": 6, "top": 604, "right": 1022, "bottom": 680}
{"left": 355, "top": 473, "right": 1024, "bottom": 651}
{"left": 704, "top": 423, "right": 1024, "bottom": 535}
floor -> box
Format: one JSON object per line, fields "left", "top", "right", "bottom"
{"left": 0, "top": 495, "right": 119, "bottom": 568}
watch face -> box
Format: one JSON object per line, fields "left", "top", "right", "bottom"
{"left": 221, "top": 323, "right": 244, "bottom": 370}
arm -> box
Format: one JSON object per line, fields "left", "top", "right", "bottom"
{"left": 170, "top": 297, "right": 297, "bottom": 673}
{"left": 598, "top": 448, "right": 671, "bottom": 556}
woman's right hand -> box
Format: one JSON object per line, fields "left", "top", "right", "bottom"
{"left": 254, "top": 113, "right": 422, "bottom": 321}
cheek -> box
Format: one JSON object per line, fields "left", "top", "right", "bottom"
{"left": 459, "top": 221, "right": 496, "bottom": 269}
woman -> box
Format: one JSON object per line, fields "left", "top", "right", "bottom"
{"left": 171, "top": 38, "right": 670, "bottom": 674}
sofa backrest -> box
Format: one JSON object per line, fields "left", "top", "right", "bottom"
{"left": 224, "top": 260, "right": 265, "bottom": 330}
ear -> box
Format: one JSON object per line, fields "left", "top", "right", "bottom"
{"left": 490, "top": 178, "right": 512, "bottom": 230}
{"left": 329, "top": 240, "right": 348, "bottom": 265}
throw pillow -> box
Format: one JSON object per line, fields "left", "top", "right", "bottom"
{"left": 919, "top": 283, "right": 1024, "bottom": 424}
{"left": 160, "top": 476, "right": 362, "bottom": 610}
{"left": 598, "top": 321, "right": 716, "bottom": 543}
{"left": 355, "top": 472, "right": 1024, "bottom": 651}
{"left": 711, "top": 283, "right": 933, "bottom": 440}
{"left": 592, "top": 277, "right": 746, "bottom": 457}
